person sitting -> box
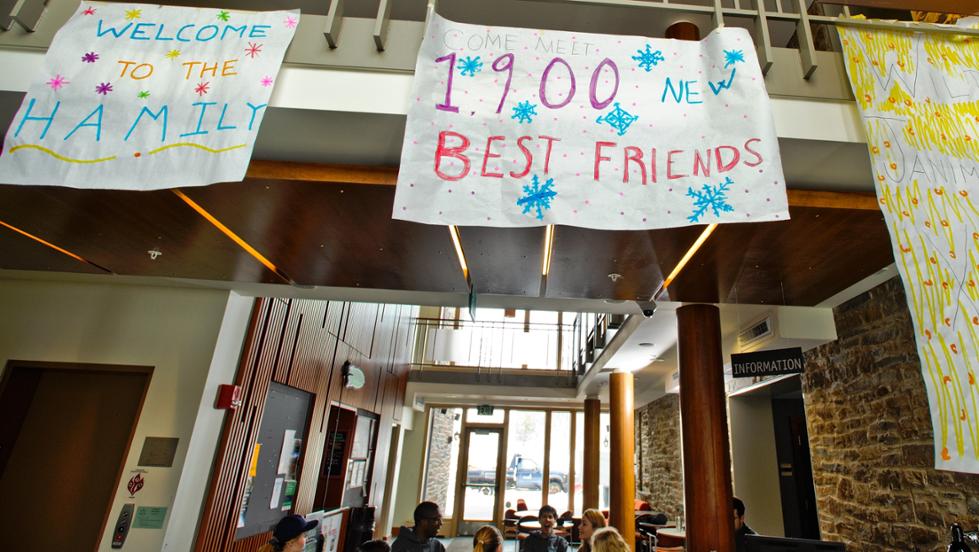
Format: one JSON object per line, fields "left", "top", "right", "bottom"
{"left": 360, "top": 540, "right": 392, "bottom": 552}
{"left": 590, "top": 527, "right": 630, "bottom": 552}
{"left": 733, "top": 496, "right": 756, "bottom": 552}
{"left": 258, "top": 514, "right": 319, "bottom": 552}
{"left": 519, "top": 505, "right": 569, "bottom": 552}
{"left": 473, "top": 525, "right": 503, "bottom": 552}
{"left": 577, "top": 509, "right": 607, "bottom": 552}
{"left": 393, "top": 502, "right": 446, "bottom": 552}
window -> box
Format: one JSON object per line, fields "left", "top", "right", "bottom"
{"left": 548, "top": 412, "right": 572, "bottom": 513}
{"left": 599, "top": 412, "right": 611, "bottom": 510}
{"left": 504, "top": 410, "right": 546, "bottom": 513}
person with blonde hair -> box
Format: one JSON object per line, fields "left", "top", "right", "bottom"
{"left": 472, "top": 525, "right": 503, "bottom": 552}
{"left": 590, "top": 527, "right": 630, "bottom": 552}
{"left": 577, "top": 509, "right": 607, "bottom": 552}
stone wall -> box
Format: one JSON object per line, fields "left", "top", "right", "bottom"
{"left": 802, "top": 277, "right": 979, "bottom": 551}
{"left": 635, "top": 394, "right": 684, "bottom": 519}
{"left": 422, "top": 408, "right": 456, "bottom": 511}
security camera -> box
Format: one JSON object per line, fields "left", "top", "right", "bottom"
{"left": 636, "top": 300, "right": 657, "bottom": 318}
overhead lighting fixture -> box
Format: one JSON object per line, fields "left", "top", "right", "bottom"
{"left": 171, "top": 189, "right": 292, "bottom": 284}
{"left": 447, "top": 225, "right": 469, "bottom": 282}
{"left": 0, "top": 219, "right": 109, "bottom": 272}
{"left": 541, "top": 224, "right": 556, "bottom": 276}
{"left": 659, "top": 222, "right": 718, "bottom": 294}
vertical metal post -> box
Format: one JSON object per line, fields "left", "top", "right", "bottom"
{"left": 796, "top": 0, "right": 818, "bottom": 79}
{"left": 324, "top": 0, "right": 344, "bottom": 49}
{"left": 755, "top": 0, "right": 774, "bottom": 74}
{"left": 373, "top": 0, "right": 391, "bottom": 52}
{"left": 712, "top": 0, "right": 725, "bottom": 29}
{"left": 11, "top": 0, "right": 46, "bottom": 32}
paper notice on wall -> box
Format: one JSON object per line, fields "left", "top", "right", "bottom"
{"left": 838, "top": 20, "right": 979, "bottom": 473}
{"left": 394, "top": 13, "right": 788, "bottom": 230}
{"left": 270, "top": 476, "right": 283, "bottom": 509}
{"left": 0, "top": 2, "right": 299, "bottom": 190}
{"left": 277, "top": 429, "right": 295, "bottom": 475}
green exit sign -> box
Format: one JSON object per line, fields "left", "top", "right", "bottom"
{"left": 476, "top": 405, "right": 494, "bottom": 416}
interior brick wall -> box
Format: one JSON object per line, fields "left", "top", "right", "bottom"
{"left": 635, "top": 394, "right": 684, "bottom": 519}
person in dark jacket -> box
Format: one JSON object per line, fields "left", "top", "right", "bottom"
{"left": 392, "top": 502, "right": 446, "bottom": 552}
{"left": 734, "top": 497, "right": 756, "bottom": 552}
{"left": 520, "top": 505, "right": 568, "bottom": 552}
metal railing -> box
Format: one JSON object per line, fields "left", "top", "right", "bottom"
{"left": 2, "top": 0, "right": 977, "bottom": 103}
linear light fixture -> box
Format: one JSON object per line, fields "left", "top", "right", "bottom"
{"left": 447, "top": 224, "right": 469, "bottom": 282}
{"left": 541, "top": 224, "right": 556, "bottom": 276}
{"left": 659, "top": 222, "right": 718, "bottom": 292}
{"left": 171, "top": 189, "right": 292, "bottom": 284}
{"left": 0, "top": 219, "right": 109, "bottom": 272}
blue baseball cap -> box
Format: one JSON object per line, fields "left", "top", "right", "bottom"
{"left": 273, "top": 515, "right": 318, "bottom": 542}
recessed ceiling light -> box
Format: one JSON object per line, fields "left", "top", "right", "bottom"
{"left": 638, "top": 342, "right": 654, "bottom": 347}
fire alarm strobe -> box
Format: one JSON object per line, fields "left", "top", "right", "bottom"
{"left": 111, "top": 503, "right": 135, "bottom": 549}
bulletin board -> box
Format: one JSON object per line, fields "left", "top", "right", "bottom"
{"left": 235, "top": 383, "right": 313, "bottom": 540}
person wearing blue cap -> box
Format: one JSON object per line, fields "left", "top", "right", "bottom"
{"left": 258, "top": 514, "right": 319, "bottom": 552}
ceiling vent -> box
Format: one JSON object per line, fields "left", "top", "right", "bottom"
{"left": 738, "top": 317, "right": 774, "bottom": 350}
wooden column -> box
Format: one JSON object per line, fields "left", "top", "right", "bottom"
{"left": 583, "top": 396, "right": 601, "bottom": 510}
{"left": 665, "top": 21, "right": 701, "bottom": 41}
{"left": 609, "top": 371, "right": 636, "bottom": 550}
{"left": 677, "top": 304, "right": 734, "bottom": 552}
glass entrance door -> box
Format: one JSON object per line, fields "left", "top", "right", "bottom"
{"left": 458, "top": 428, "right": 503, "bottom": 534}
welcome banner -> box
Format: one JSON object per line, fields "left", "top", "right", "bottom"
{"left": 840, "top": 21, "right": 979, "bottom": 473}
{"left": 394, "top": 14, "right": 789, "bottom": 230}
{"left": 0, "top": 2, "right": 298, "bottom": 190}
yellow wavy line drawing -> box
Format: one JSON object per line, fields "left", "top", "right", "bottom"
{"left": 147, "top": 142, "right": 247, "bottom": 155}
{"left": 9, "top": 144, "right": 116, "bottom": 164}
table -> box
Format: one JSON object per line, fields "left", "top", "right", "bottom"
{"left": 655, "top": 528, "right": 685, "bottom": 541}
{"left": 519, "top": 520, "right": 575, "bottom": 530}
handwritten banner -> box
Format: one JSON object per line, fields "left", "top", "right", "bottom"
{"left": 394, "top": 14, "right": 789, "bottom": 230}
{"left": 839, "top": 21, "right": 979, "bottom": 473}
{"left": 0, "top": 2, "right": 298, "bottom": 190}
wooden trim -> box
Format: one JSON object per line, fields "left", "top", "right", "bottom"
{"left": 246, "top": 160, "right": 398, "bottom": 185}
{"left": 786, "top": 189, "right": 879, "bottom": 211}
{"left": 583, "top": 398, "right": 601, "bottom": 510}
{"left": 541, "top": 411, "right": 551, "bottom": 511}
{"left": 2, "top": 360, "right": 153, "bottom": 552}
{"left": 609, "top": 373, "right": 636, "bottom": 550}
{"left": 568, "top": 412, "right": 577, "bottom": 514}
{"left": 247, "top": 159, "right": 882, "bottom": 212}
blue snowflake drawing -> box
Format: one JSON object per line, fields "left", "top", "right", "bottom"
{"left": 458, "top": 55, "right": 483, "bottom": 76}
{"left": 632, "top": 44, "right": 665, "bottom": 72}
{"left": 595, "top": 103, "right": 638, "bottom": 136}
{"left": 723, "top": 49, "right": 746, "bottom": 68}
{"left": 511, "top": 100, "right": 538, "bottom": 124}
{"left": 687, "top": 176, "right": 735, "bottom": 223}
{"left": 516, "top": 174, "right": 557, "bottom": 220}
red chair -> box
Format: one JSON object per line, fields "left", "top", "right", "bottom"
{"left": 517, "top": 499, "right": 528, "bottom": 511}
{"left": 634, "top": 499, "right": 652, "bottom": 511}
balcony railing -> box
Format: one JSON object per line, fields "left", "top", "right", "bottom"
{"left": 3, "top": 0, "right": 977, "bottom": 105}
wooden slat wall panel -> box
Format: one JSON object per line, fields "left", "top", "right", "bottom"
{"left": 196, "top": 298, "right": 417, "bottom": 552}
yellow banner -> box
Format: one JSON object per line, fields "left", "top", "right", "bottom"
{"left": 839, "top": 20, "right": 979, "bottom": 473}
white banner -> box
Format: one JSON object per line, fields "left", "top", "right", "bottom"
{"left": 840, "top": 20, "right": 979, "bottom": 473}
{"left": 394, "top": 14, "right": 788, "bottom": 230}
{"left": 0, "top": 2, "right": 298, "bottom": 190}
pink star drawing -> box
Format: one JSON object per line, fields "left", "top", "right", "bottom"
{"left": 284, "top": 16, "right": 297, "bottom": 28}
{"left": 81, "top": 51, "right": 99, "bottom": 63}
{"left": 245, "top": 42, "right": 263, "bottom": 58}
{"left": 95, "top": 82, "right": 113, "bottom": 95}
{"left": 260, "top": 76, "right": 273, "bottom": 87}
{"left": 46, "top": 74, "right": 69, "bottom": 90}
{"left": 82, "top": 6, "right": 95, "bottom": 15}
{"left": 195, "top": 81, "right": 210, "bottom": 96}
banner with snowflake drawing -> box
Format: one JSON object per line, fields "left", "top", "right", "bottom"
{"left": 839, "top": 20, "right": 979, "bottom": 473}
{"left": 394, "top": 13, "right": 788, "bottom": 229}
{"left": 0, "top": 2, "right": 298, "bottom": 190}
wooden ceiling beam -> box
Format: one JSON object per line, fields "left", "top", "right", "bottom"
{"left": 247, "top": 159, "right": 880, "bottom": 211}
